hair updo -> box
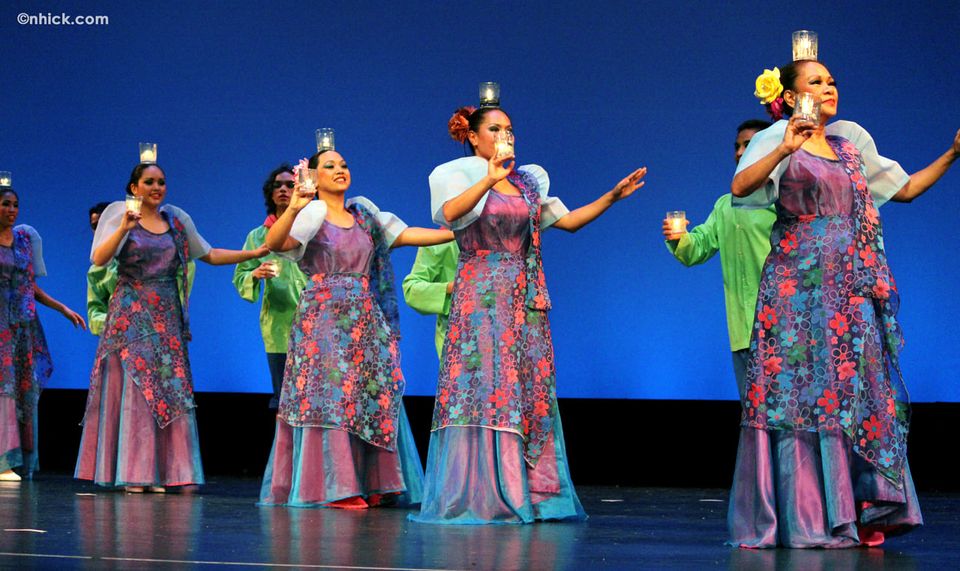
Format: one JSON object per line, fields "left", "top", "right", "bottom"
{"left": 447, "top": 106, "right": 510, "bottom": 155}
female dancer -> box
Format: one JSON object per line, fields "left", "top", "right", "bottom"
{"left": 412, "top": 104, "right": 645, "bottom": 524}
{"left": 259, "top": 147, "right": 452, "bottom": 508}
{"left": 729, "top": 59, "right": 960, "bottom": 547}
{"left": 1, "top": 185, "right": 86, "bottom": 481}
{"left": 75, "top": 162, "right": 267, "bottom": 492}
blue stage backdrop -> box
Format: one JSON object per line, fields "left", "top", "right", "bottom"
{"left": 2, "top": 1, "right": 958, "bottom": 401}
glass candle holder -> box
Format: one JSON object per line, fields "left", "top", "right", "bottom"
{"left": 792, "top": 30, "right": 818, "bottom": 61}
{"left": 666, "top": 211, "right": 686, "bottom": 237}
{"left": 494, "top": 130, "right": 515, "bottom": 158}
{"left": 125, "top": 194, "right": 143, "bottom": 215}
{"left": 316, "top": 128, "right": 335, "bottom": 152}
{"left": 139, "top": 142, "right": 158, "bottom": 164}
{"left": 298, "top": 167, "right": 318, "bottom": 193}
{"left": 793, "top": 92, "right": 821, "bottom": 125}
{"left": 479, "top": 82, "right": 500, "bottom": 108}
{"left": 0, "top": 171, "right": 11, "bottom": 188}
{"left": 263, "top": 259, "right": 280, "bottom": 277}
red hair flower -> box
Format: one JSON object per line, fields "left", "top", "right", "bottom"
{"left": 448, "top": 106, "right": 476, "bottom": 143}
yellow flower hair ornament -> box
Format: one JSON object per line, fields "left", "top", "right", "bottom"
{"left": 754, "top": 68, "right": 785, "bottom": 120}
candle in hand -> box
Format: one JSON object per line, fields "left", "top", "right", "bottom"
{"left": 666, "top": 211, "right": 686, "bottom": 238}
{"left": 794, "top": 92, "right": 820, "bottom": 125}
{"left": 126, "top": 195, "right": 143, "bottom": 215}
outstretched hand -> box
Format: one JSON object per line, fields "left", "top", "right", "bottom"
{"left": 610, "top": 167, "right": 647, "bottom": 201}
{"left": 62, "top": 307, "right": 87, "bottom": 330}
{"left": 951, "top": 128, "right": 960, "bottom": 157}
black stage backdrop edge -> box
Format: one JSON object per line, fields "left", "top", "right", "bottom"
{"left": 36, "top": 389, "right": 958, "bottom": 491}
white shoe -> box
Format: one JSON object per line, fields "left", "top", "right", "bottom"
{"left": 0, "top": 470, "right": 22, "bottom": 481}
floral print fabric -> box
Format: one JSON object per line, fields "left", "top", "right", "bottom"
{"left": 0, "top": 227, "right": 53, "bottom": 424}
{"left": 84, "top": 214, "right": 196, "bottom": 428}
{"left": 276, "top": 202, "right": 405, "bottom": 451}
{"left": 742, "top": 137, "right": 909, "bottom": 487}
{"left": 432, "top": 170, "right": 558, "bottom": 466}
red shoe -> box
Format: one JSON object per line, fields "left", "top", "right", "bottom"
{"left": 858, "top": 522, "right": 890, "bottom": 547}
{"left": 328, "top": 496, "right": 369, "bottom": 510}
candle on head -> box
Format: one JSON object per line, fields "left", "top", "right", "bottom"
{"left": 0, "top": 171, "right": 11, "bottom": 188}
{"left": 316, "top": 128, "right": 336, "bottom": 152}
{"left": 792, "top": 30, "right": 818, "bottom": 61}
{"left": 479, "top": 82, "right": 500, "bottom": 107}
{"left": 139, "top": 142, "right": 158, "bottom": 164}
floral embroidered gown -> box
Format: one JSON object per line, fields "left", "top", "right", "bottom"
{"left": 75, "top": 202, "right": 208, "bottom": 488}
{"left": 0, "top": 226, "right": 52, "bottom": 478}
{"left": 729, "top": 120, "right": 922, "bottom": 547}
{"left": 259, "top": 197, "right": 423, "bottom": 507}
{"left": 411, "top": 157, "right": 586, "bottom": 524}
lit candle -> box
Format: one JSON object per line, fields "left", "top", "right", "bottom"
{"left": 316, "top": 128, "right": 336, "bottom": 152}
{"left": 0, "top": 171, "right": 11, "bottom": 188}
{"left": 792, "top": 30, "right": 818, "bottom": 61}
{"left": 794, "top": 92, "right": 820, "bottom": 125}
{"left": 666, "top": 211, "right": 686, "bottom": 237}
{"left": 125, "top": 194, "right": 143, "bottom": 215}
{"left": 479, "top": 82, "right": 500, "bottom": 108}
{"left": 299, "top": 168, "right": 317, "bottom": 192}
{"left": 264, "top": 259, "right": 280, "bottom": 277}
{"left": 494, "top": 131, "right": 514, "bottom": 158}
{"left": 139, "top": 142, "right": 157, "bottom": 164}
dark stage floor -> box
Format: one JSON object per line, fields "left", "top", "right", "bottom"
{"left": 2, "top": 476, "right": 958, "bottom": 570}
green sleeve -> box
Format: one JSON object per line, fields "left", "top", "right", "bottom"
{"left": 665, "top": 204, "right": 721, "bottom": 267}
{"left": 232, "top": 229, "right": 263, "bottom": 303}
{"left": 86, "top": 262, "right": 118, "bottom": 336}
{"left": 402, "top": 246, "right": 452, "bottom": 316}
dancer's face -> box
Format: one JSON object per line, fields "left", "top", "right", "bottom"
{"left": 130, "top": 166, "right": 167, "bottom": 209}
{"left": 785, "top": 61, "right": 839, "bottom": 120}
{"left": 0, "top": 191, "right": 18, "bottom": 229}
{"left": 468, "top": 110, "right": 513, "bottom": 160}
{"left": 315, "top": 151, "right": 351, "bottom": 194}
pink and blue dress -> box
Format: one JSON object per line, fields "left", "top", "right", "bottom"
{"left": 411, "top": 157, "right": 586, "bottom": 524}
{"left": 729, "top": 120, "right": 922, "bottom": 547}
{"left": 258, "top": 197, "right": 423, "bottom": 507}
{"left": 75, "top": 203, "right": 209, "bottom": 488}
{"left": 0, "top": 225, "right": 52, "bottom": 478}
